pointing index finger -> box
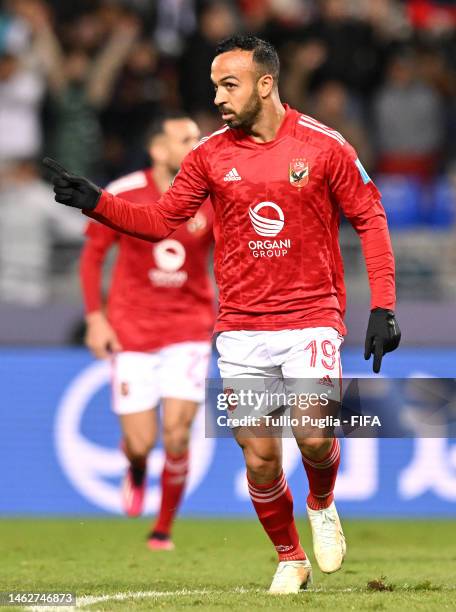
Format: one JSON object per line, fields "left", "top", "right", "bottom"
{"left": 43, "top": 157, "right": 70, "bottom": 178}
{"left": 373, "top": 338, "right": 384, "bottom": 374}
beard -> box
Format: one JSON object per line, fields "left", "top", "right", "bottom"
{"left": 222, "top": 89, "right": 262, "bottom": 130}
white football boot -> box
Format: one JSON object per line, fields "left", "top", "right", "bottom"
{"left": 307, "top": 501, "right": 346, "bottom": 573}
{"left": 268, "top": 559, "right": 313, "bottom": 594}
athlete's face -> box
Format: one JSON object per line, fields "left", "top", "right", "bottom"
{"left": 152, "top": 118, "right": 200, "bottom": 173}
{"left": 211, "top": 50, "right": 268, "bottom": 129}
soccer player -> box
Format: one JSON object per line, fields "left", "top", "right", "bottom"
{"left": 79, "top": 114, "right": 215, "bottom": 551}
{"left": 45, "top": 35, "right": 400, "bottom": 593}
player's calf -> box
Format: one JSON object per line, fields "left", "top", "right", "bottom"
{"left": 147, "top": 399, "right": 198, "bottom": 550}
{"left": 147, "top": 450, "right": 189, "bottom": 549}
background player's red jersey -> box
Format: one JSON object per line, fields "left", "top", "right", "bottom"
{"left": 88, "top": 106, "right": 396, "bottom": 335}
{"left": 80, "top": 169, "right": 215, "bottom": 351}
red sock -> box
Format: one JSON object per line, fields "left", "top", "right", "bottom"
{"left": 248, "top": 470, "right": 306, "bottom": 562}
{"left": 302, "top": 438, "right": 341, "bottom": 510}
{"left": 153, "top": 451, "right": 189, "bottom": 536}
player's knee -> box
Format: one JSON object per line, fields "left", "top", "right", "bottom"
{"left": 124, "top": 431, "right": 154, "bottom": 460}
{"left": 298, "top": 437, "right": 332, "bottom": 461}
{"left": 163, "top": 426, "right": 190, "bottom": 456}
{"left": 242, "top": 447, "right": 281, "bottom": 480}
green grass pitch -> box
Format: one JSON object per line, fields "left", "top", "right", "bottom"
{"left": 0, "top": 518, "right": 455, "bottom": 610}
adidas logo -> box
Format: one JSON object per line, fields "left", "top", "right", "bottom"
{"left": 224, "top": 168, "right": 242, "bottom": 182}
{"left": 318, "top": 374, "right": 335, "bottom": 388}
{"left": 275, "top": 544, "right": 294, "bottom": 552}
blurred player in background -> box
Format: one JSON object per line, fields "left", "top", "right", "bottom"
{"left": 79, "top": 113, "right": 215, "bottom": 550}
{"left": 47, "top": 36, "right": 400, "bottom": 592}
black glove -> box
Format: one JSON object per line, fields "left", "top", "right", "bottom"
{"left": 364, "top": 308, "right": 401, "bottom": 373}
{"left": 43, "top": 157, "right": 101, "bottom": 211}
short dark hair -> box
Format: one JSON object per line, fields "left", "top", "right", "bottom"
{"left": 215, "top": 35, "right": 280, "bottom": 82}
{"left": 146, "top": 111, "right": 190, "bottom": 144}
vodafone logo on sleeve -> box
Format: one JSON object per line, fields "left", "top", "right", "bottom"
{"left": 248, "top": 201, "right": 291, "bottom": 258}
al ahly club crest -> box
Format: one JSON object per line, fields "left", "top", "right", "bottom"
{"left": 289, "top": 158, "right": 309, "bottom": 188}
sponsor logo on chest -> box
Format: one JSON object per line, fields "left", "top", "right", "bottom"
{"left": 247, "top": 201, "right": 290, "bottom": 258}
{"left": 222, "top": 159, "right": 311, "bottom": 259}
{"left": 149, "top": 239, "right": 188, "bottom": 287}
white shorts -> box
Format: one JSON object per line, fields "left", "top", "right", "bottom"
{"left": 216, "top": 328, "right": 343, "bottom": 422}
{"left": 112, "top": 341, "right": 211, "bottom": 415}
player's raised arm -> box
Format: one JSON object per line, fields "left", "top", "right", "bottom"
{"left": 327, "top": 142, "right": 401, "bottom": 373}
{"left": 43, "top": 146, "right": 210, "bottom": 242}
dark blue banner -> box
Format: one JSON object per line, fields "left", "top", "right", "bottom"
{"left": 0, "top": 348, "right": 455, "bottom": 516}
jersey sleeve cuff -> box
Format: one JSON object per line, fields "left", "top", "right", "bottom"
{"left": 95, "top": 189, "right": 110, "bottom": 213}
{"left": 371, "top": 299, "right": 396, "bottom": 311}
{"left": 83, "top": 189, "right": 110, "bottom": 220}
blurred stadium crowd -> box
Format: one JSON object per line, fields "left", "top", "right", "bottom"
{"left": 0, "top": 0, "right": 455, "bottom": 308}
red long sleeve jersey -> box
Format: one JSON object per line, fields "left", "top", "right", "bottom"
{"left": 80, "top": 169, "right": 215, "bottom": 351}
{"left": 87, "top": 105, "right": 396, "bottom": 335}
